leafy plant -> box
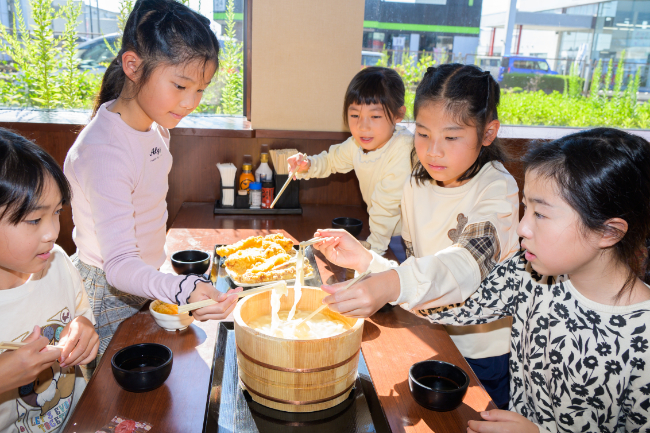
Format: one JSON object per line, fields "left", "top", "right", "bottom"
{"left": 589, "top": 59, "right": 602, "bottom": 99}
{"left": 0, "top": 0, "right": 99, "bottom": 108}
{"left": 105, "top": 0, "right": 134, "bottom": 58}
{"left": 210, "top": 0, "right": 243, "bottom": 115}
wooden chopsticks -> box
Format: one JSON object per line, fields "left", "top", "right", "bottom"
{"left": 298, "top": 236, "right": 328, "bottom": 247}
{"left": 177, "top": 281, "right": 289, "bottom": 314}
{"left": 295, "top": 270, "right": 371, "bottom": 330}
{"left": 270, "top": 166, "right": 299, "bottom": 209}
{"left": 0, "top": 341, "right": 62, "bottom": 351}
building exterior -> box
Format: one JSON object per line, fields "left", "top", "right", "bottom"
{"left": 213, "top": 0, "right": 483, "bottom": 62}
{"left": 362, "top": 0, "right": 482, "bottom": 58}
{"left": 480, "top": 0, "right": 650, "bottom": 82}
{"left": 0, "top": 0, "right": 118, "bottom": 39}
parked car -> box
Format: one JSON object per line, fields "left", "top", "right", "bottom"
{"left": 362, "top": 50, "right": 383, "bottom": 67}
{"left": 476, "top": 56, "right": 501, "bottom": 79}
{"left": 75, "top": 33, "right": 120, "bottom": 73}
{"left": 497, "top": 56, "right": 557, "bottom": 82}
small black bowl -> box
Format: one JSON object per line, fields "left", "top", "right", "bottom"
{"left": 111, "top": 343, "right": 173, "bottom": 393}
{"left": 332, "top": 217, "right": 363, "bottom": 238}
{"left": 171, "top": 250, "right": 210, "bottom": 275}
{"left": 409, "top": 360, "right": 469, "bottom": 411}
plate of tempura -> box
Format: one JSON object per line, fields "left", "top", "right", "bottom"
{"left": 216, "top": 234, "right": 313, "bottom": 287}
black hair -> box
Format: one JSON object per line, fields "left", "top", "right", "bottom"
{"left": 343, "top": 67, "right": 405, "bottom": 128}
{"left": 523, "top": 127, "right": 650, "bottom": 301}
{"left": 92, "top": 0, "right": 220, "bottom": 116}
{"left": 411, "top": 63, "right": 507, "bottom": 185}
{"left": 0, "top": 128, "right": 71, "bottom": 225}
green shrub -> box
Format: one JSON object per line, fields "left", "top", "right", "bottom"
{"left": 0, "top": 0, "right": 230, "bottom": 113}
{"left": 501, "top": 73, "right": 584, "bottom": 95}
{"left": 0, "top": 0, "right": 100, "bottom": 108}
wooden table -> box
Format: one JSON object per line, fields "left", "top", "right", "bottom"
{"left": 64, "top": 203, "right": 495, "bottom": 433}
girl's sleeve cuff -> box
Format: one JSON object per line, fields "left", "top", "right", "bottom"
{"left": 367, "top": 250, "right": 398, "bottom": 273}
{"left": 175, "top": 274, "right": 207, "bottom": 305}
{"left": 392, "top": 260, "right": 419, "bottom": 308}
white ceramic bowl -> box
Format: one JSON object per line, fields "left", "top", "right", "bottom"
{"left": 149, "top": 300, "right": 194, "bottom": 332}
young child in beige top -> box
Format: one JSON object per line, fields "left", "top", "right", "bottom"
{"left": 288, "top": 67, "right": 413, "bottom": 255}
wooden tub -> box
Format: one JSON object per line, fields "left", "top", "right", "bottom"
{"left": 233, "top": 286, "right": 364, "bottom": 412}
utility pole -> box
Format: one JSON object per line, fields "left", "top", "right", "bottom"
{"left": 96, "top": 0, "right": 101, "bottom": 34}
{"left": 88, "top": 0, "right": 94, "bottom": 35}
{"left": 503, "top": 0, "right": 517, "bottom": 57}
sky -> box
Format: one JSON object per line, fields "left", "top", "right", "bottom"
{"left": 96, "top": 0, "right": 213, "bottom": 17}
{"left": 95, "top": 0, "right": 513, "bottom": 21}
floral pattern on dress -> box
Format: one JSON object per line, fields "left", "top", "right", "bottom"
{"left": 425, "top": 250, "right": 650, "bottom": 433}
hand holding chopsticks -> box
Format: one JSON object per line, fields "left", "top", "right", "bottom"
{"left": 295, "top": 270, "right": 371, "bottom": 332}
{"left": 178, "top": 281, "right": 289, "bottom": 314}
{"left": 0, "top": 341, "right": 62, "bottom": 351}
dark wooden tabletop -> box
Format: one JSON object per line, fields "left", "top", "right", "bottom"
{"left": 64, "top": 202, "right": 495, "bottom": 433}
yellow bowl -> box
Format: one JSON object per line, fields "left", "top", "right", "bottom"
{"left": 149, "top": 300, "right": 194, "bottom": 332}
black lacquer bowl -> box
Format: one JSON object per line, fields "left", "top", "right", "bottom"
{"left": 111, "top": 343, "right": 173, "bottom": 393}
{"left": 331, "top": 217, "right": 363, "bottom": 238}
{"left": 408, "top": 360, "right": 469, "bottom": 411}
{"left": 171, "top": 250, "right": 210, "bottom": 275}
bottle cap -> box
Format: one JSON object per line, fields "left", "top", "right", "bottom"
{"left": 262, "top": 182, "right": 273, "bottom": 188}
{"left": 242, "top": 163, "right": 252, "bottom": 170}
{"left": 260, "top": 153, "right": 269, "bottom": 163}
{"left": 238, "top": 189, "right": 248, "bottom": 195}
{"left": 249, "top": 182, "right": 262, "bottom": 190}
{"left": 261, "top": 144, "right": 269, "bottom": 154}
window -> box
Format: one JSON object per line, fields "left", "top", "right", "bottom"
{"left": 358, "top": 0, "right": 650, "bottom": 128}
{"left": 0, "top": 0, "right": 247, "bottom": 117}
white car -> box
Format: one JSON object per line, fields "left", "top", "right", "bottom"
{"left": 75, "top": 33, "right": 121, "bottom": 73}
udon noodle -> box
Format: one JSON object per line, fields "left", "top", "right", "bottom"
{"left": 287, "top": 245, "right": 304, "bottom": 321}
{"left": 248, "top": 310, "right": 349, "bottom": 340}
{"left": 250, "top": 245, "right": 349, "bottom": 340}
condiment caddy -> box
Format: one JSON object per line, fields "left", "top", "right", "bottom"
{"left": 214, "top": 147, "right": 303, "bottom": 215}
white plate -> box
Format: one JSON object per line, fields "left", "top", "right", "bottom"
{"left": 225, "top": 266, "right": 313, "bottom": 287}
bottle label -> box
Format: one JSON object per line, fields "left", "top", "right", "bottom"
{"left": 240, "top": 179, "right": 251, "bottom": 190}
{"left": 250, "top": 190, "right": 262, "bottom": 208}
{"left": 262, "top": 187, "right": 274, "bottom": 208}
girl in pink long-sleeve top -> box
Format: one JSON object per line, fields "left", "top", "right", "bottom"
{"left": 64, "top": 0, "right": 240, "bottom": 375}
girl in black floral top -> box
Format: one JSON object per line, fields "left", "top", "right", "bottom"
{"left": 426, "top": 128, "right": 650, "bottom": 433}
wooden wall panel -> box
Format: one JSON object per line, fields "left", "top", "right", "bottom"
{"left": 0, "top": 121, "right": 532, "bottom": 259}
{"left": 166, "top": 134, "right": 365, "bottom": 226}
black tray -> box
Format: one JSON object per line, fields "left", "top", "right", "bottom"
{"left": 214, "top": 200, "right": 303, "bottom": 215}
{"left": 213, "top": 244, "right": 323, "bottom": 293}
{"left": 202, "top": 322, "right": 391, "bottom": 433}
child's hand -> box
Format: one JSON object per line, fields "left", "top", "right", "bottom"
{"left": 188, "top": 282, "right": 241, "bottom": 321}
{"left": 287, "top": 153, "right": 310, "bottom": 179}
{"left": 467, "top": 409, "right": 539, "bottom": 433}
{"left": 58, "top": 316, "right": 99, "bottom": 368}
{"left": 321, "top": 270, "right": 400, "bottom": 318}
{"left": 0, "top": 326, "right": 61, "bottom": 394}
{"left": 312, "top": 229, "right": 373, "bottom": 273}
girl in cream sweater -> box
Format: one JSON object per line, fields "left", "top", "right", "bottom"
{"left": 288, "top": 67, "right": 413, "bottom": 255}
{"left": 314, "top": 64, "right": 520, "bottom": 408}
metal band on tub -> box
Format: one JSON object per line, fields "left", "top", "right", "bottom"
{"left": 241, "top": 378, "right": 355, "bottom": 406}
{"left": 236, "top": 345, "right": 360, "bottom": 373}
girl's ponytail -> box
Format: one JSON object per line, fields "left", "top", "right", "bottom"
{"left": 91, "top": 0, "right": 219, "bottom": 118}
{"left": 92, "top": 57, "right": 126, "bottom": 117}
